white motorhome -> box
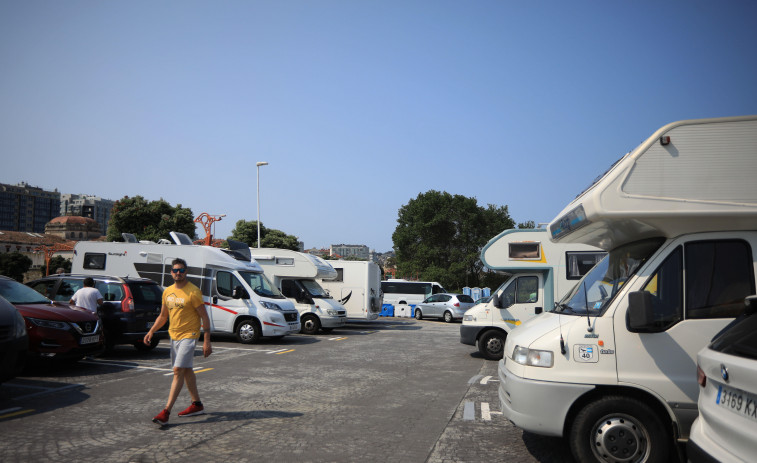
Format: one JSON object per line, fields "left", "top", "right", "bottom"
{"left": 249, "top": 248, "right": 347, "bottom": 334}
{"left": 498, "top": 116, "right": 757, "bottom": 463}
{"left": 317, "top": 260, "right": 383, "bottom": 320}
{"left": 460, "top": 229, "right": 605, "bottom": 360}
{"left": 72, "top": 233, "right": 300, "bottom": 343}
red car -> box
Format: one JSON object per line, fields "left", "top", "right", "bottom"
{"left": 0, "top": 276, "right": 103, "bottom": 361}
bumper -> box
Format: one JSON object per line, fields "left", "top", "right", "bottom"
{"left": 460, "top": 324, "right": 483, "bottom": 346}
{"left": 498, "top": 358, "right": 594, "bottom": 437}
{"left": 321, "top": 316, "right": 347, "bottom": 329}
{"left": 687, "top": 416, "right": 743, "bottom": 463}
{"left": 0, "top": 335, "right": 28, "bottom": 382}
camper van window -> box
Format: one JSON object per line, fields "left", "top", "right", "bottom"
{"left": 640, "top": 246, "right": 683, "bottom": 331}
{"left": 516, "top": 276, "right": 539, "bottom": 303}
{"left": 333, "top": 268, "right": 344, "bottom": 282}
{"left": 301, "top": 280, "right": 329, "bottom": 298}
{"left": 566, "top": 251, "right": 607, "bottom": 280}
{"left": 509, "top": 242, "right": 541, "bottom": 260}
{"left": 685, "top": 240, "right": 754, "bottom": 319}
{"left": 238, "top": 271, "right": 284, "bottom": 298}
{"left": 83, "top": 253, "right": 106, "bottom": 270}
{"left": 275, "top": 257, "right": 295, "bottom": 266}
{"left": 215, "top": 271, "right": 238, "bottom": 298}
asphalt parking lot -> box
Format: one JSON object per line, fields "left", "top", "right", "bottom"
{"left": 0, "top": 318, "right": 573, "bottom": 463}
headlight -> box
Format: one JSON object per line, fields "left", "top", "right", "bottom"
{"left": 28, "top": 318, "right": 70, "bottom": 330}
{"left": 512, "top": 345, "right": 553, "bottom": 368}
{"left": 463, "top": 314, "right": 474, "bottom": 321}
{"left": 14, "top": 310, "right": 27, "bottom": 337}
{"left": 260, "top": 301, "right": 283, "bottom": 311}
{"left": 327, "top": 309, "right": 339, "bottom": 316}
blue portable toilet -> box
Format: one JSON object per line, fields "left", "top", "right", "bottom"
{"left": 463, "top": 287, "right": 472, "bottom": 297}
{"left": 482, "top": 287, "right": 491, "bottom": 297}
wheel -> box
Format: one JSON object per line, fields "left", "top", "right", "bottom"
{"left": 478, "top": 330, "right": 505, "bottom": 360}
{"left": 414, "top": 309, "right": 422, "bottom": 320}
{"left": 443, "top": 311, "right": 454, "bottom": 323}
{"left": 235, "top": 318, "right": 261, "bottom": 344}
{"left": 134, "top": 336, "right": 160, "bottom": 352}
{"left": 300, "top": 314, "right": 321, "bottom": 335}
{"left": 569, "top": 395, "right": 670, "bottom": 463}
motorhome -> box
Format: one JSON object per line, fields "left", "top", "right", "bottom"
{"left": 71, "top": 233, "right": 300, "bottom": 343}
{"left": 460, "top": 229, "right": 605, "bottom": 360}
{"left": 498, "top": 116, "right": 757, "bottom": 463}
{"left": 380, "top": 279, "right": 446, "bottom": 310}
{"left": 249, "top": 248, "right": 347, "bottom": 334}
{"left": 317, "top": 260, "right": 383, "bottom": 320}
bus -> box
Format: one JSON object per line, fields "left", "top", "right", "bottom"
{"left": 380, "top": 279, "right": 446, "bottom": 309}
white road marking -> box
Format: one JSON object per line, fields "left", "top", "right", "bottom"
{"left": 481, "top": 402, "right": 503, "bottom": 421}
{"left": 480, "top": 375, "right": 499, "bottom": 385}
{"left": 463, "top": 401, "right": 475, "bottom": 420}
{"left": 467, "top": 375, "right": 483, "bottom": 385}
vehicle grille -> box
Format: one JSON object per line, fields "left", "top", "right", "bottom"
{"left": 72, "top": 320, "right": 100, "bottom": 335}
{"left": 284, "top": 313, "right": 298, "bottom": 322}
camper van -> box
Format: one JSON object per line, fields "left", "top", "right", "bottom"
{"left": 317, "top": 260, "right": 383, "bottom": 320}
{"left": 498, "top": 116, "right": 757, "bottom": 463}
{"left": 72, "top": 233, "right": 300, "bottom": 344}
{"left": 460, "top": 229, "right": 605, "bottom": 360}
{"left": 249, "top": 248, "right": 348, "bottom": 334}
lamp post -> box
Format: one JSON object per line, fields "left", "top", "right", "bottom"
{"left": 256, "top": 161, "right": 268, "bottom": 248}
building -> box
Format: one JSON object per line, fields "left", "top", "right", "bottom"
{"left": 0, "top": 182, "right": 61, "bottom": 234}
{"left": 0, "top": 229, "right": 73, "bottom": 272}
{"left": 60, "top": 193, "right": 114, "bottom": 236}
{"left": 330, "top": 244, "right": 370, "bottom": 260}
{"left": 45, "top": 216, "right": 102, "bottom": 241}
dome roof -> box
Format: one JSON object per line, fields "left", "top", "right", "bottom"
{"left": 49, "top": 216, "right": 98, "bottom": 225}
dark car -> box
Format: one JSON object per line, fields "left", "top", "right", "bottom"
{"left": 0, "top": 276, "right": 103, "bottom": 361}
{"left": 0, "top": 295, "right": 28, "bottom": 383}
{"left": 27, "top": 274, "right": 166, "bottom": 352}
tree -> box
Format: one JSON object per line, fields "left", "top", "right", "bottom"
{"left": 0, "top": 252, "right": 33, "bottom": 282}
{"left": 392, "top": 190, "right": 514, "bottom": 291}
{"left": 517, "top": 220, "right": 536, "bottom": 229}
{"left": 48, "top": 255, "right": 72, "bottom": 274}
{"left": 228, "top": 220, "right": 300, "bottom": 251}
{"left": 106, "top": 196, "right": 196, "bottom": 242}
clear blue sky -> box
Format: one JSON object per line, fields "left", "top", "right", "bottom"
{"left": 2, "top": 1, "right": 755, "bottom": 252}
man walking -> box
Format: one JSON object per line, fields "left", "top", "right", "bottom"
{"left": 144, "top": 258, "right": 212, "bottom": 427}
{"left": 69, "top": 277, "right": 103, "bottom": 312}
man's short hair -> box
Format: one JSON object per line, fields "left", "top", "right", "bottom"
{"left": 172, "top": 258, "right": 188, "bottom": 269}
{"left": 83, "top": 277, "right": 95, "bottom": 287}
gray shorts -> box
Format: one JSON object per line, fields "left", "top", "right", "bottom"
{"left": 170, "top": 338, "right": 196, "bottom": 369}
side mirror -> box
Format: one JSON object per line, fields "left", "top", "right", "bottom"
{"left": 745, "top": 295, "right": 757, "bottom": 316}
{"left": 232, "top": 286, "right": 250, "bottom": 300}
{"left": 492, "top": 295, "right": 501, "bottom": 309}
{"left": 627, "top": 291, "right": 654, "bottom": 332}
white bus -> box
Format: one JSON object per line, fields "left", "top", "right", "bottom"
{"left": 380, "top": 279, "right": 446, "bottom": 309}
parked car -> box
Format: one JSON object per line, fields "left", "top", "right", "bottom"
{"left": 27, "top": 274, "right": 166, "bottom": 351}
{"left": 0, "top": 295, "right": 28, "bottom": 383}
{"left": 413, "top": 293, "right": 475, "bottom": 323}
{"left": 0, "top": 276, "right": 103, "bottom": 361}
{"left": 687, "top": 295, "right": 757, "bottom": 462}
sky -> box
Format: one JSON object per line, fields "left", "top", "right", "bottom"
{"left": 2, "top": 1, "right": 756, "bottom": 253}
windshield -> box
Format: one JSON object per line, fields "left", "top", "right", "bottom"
{"left": 301, "top": 279, "right": 330, "bottom": 298}
{"left": 556, "top": 238, "right": 665, "bottom": 316}
{"left": 0, "top": 279, "right": 51, "bottom": 304}
{"left": 238, "top": 271, "right": 285, "bottom": 299}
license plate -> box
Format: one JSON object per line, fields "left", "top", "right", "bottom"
{"left": 717, "top": 384, "right": 757, "bottom": 423}
{"left": 80, "top": 335, "right": 100, "bottom": 345}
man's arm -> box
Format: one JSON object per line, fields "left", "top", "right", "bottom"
{"left": 195, "top": 302, "right": 212, "bottom": 358}
{"left": 144, "top": 303, "right": 169, "bottom": 345}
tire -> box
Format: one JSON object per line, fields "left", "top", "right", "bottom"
{"left": 443, "top": 311, "right": 454, "bottom": 323}
{"left": 569, "top": 395, "right": 670, "bottom": 463}
{"left": 300, "top": 314, "right": 321, "bottom": 335}
{"left": 478, "top": 330, "right": 505, "bottom": 360}
{"left": 134, "top": 336, "right": 160, "bottom": 352}
{"left": 414, "top": 309, "right": 422, "bottom": 320}
{"left": 235, "top": 318, "right": 261, "bottom": 344}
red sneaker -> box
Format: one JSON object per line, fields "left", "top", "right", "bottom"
{"left": 152, "top": 409, "right": 169, "bottom": 427}
{"left": 178, "top": 402, "right": 205, "bottom": 417}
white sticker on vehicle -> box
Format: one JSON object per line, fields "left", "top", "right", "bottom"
{"left": 573, "top": 344, "right": 598, "bottom": 363}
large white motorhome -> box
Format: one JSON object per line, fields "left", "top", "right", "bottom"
{"left": 71, "top": 233, "right": 300, "bottom": 343}
{"left": 249, "top": 248, "right": 348, "bottom": 334}
{"left": 460, "top": 229, "right": 605, "bottom": 360}
{"left": 498, "top": 116, "right": 757, "bottom": 463}
{"left": 317, "top": 260, "right": 383, "bottom": 320}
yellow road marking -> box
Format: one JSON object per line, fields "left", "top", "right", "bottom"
{"left": 0, "top": 409, "right": 34, "bottom": 420}
{"left": 275, "top": 349, "right": 295, "bottom": 355}
{"left": 194, "top": 368, "right": 214, "bottom": 374}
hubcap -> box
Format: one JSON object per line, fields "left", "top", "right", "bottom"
{"left": 239, "top": 324, "right": 254, "bottom": 341}
{"left": 486, "top": 337, "right": 503, "bottom": 355}
{"left": 592, "top": 416, "right": 647, "bottom": 462}
{"left": 304, "top": 319, "right": 315, "bottom": 330}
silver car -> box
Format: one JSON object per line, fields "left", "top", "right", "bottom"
{"left": 413, "top": 293, "right": 475, "bottom": 323}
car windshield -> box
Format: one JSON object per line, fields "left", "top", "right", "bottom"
{"left": 238, "top": 271, "right": 285, "bottom": 298}
{"left": 301, "top": 279, "right": 330, "bottom": 298}
{"left": 556, "top": 238, "right": 665, "bottom": 316}
{"left": 0, "top": 279, "right": 51, "bottom": 304}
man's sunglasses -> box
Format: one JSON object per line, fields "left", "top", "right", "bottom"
{"left": 171, "top": 268, "right": 186, "bottom": 274}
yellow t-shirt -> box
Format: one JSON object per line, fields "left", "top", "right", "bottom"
{"left": 163, "top": 282, "right": 204, "bottom": 341}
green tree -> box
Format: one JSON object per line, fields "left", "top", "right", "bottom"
{"left": 0, "top": 252, "right": 33, "bottom": 282}
{"left": 517, "top": 220, "right": 536, "bottom": 229}
{"left": 392, "top": 190, "right": 514, "bottom": 291}
{"left": 48, "top": 255, "right": 72, "bottom": 275}
{"left": 228, "top": 220, "right": 299, "bottom": 251}
{"left": 106, "top": 196, "right": 196, "bottom": 242}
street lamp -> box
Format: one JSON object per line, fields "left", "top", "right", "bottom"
{"left": 256, "top": 161, "right": 268, "bottom": 248}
